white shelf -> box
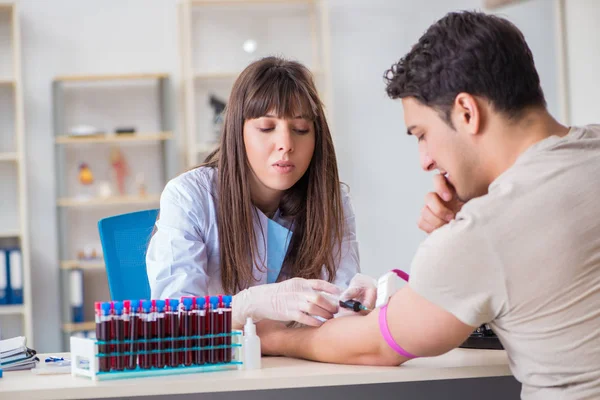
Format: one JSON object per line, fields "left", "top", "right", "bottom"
{"left": 192, "top": 0, "right": 315, "bottom": 5}
{"left": 0, "top": 305, "right": 24, "bottom": 315}
{"left": 57, "top": 195, "right": 161, "bottom": 208}
{"left": 181, "top": 0, "right": 331, "bottom": 168}
{"left": 0, "top": 230, "right": 20, "bottom": 238}
{"left": 0, "top": 3, "right": 34, "bottom": 345}
{"left": 55, "top": 132, "right": 173, "bottom": 144}
{"left": 194, "top": 69, "right": 323, "bottom": 81}
{"left": 63, "top": 321, "right": 96, "bottom": 333}
{"left": 60, "top": 260, "right": 105, "bottom": 271}
{"left": 194, "top": 71, "right": 239, "bottom": 80}
{"left": 195, "top": 142, "right": 218, "bottom": 154}
{"left": 54, "top": 73, "right": 168, "bottom": 83}
{"left": 0, "top": 152, "right": 18, "bottom": 161}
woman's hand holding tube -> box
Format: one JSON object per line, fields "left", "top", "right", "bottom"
{"left": 339, "top": 273, "right": 378, "bottom": 310}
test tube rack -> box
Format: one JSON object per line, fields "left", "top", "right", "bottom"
{"left": 70, "top": 331, "right": 244, "bottom": 381}
{"left": 70, "top": 296, "right": 253, "bottom": 381}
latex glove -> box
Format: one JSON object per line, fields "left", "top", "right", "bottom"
{"left": 232, "top": 277, "right": 341, "bottom": 328}
{"left": 339, "top": 273, "right": 378, "bottom": 310}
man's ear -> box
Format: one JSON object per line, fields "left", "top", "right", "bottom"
{"left": 453, "top": 93, "right": 481, "bottom": 136}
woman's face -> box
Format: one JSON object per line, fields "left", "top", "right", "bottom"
{"left": 243, "top": 113, "right": 315, "bottom": 198}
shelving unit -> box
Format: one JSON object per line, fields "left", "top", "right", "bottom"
{"left": 0, "top": 3, "right": 33, "bottom": 345}
{"left": 53, "top": 73, "right": 175, "bottom": 349}
{"left": 179, "top": 0, "right": 332, "bottom": 168}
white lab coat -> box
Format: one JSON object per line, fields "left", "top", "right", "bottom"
{"left": 146, "top": 167, "right": 360, "bottom": 298}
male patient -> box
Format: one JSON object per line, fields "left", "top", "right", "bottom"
{"left": 257, "top": 11, "right": 600, "bottom": 400}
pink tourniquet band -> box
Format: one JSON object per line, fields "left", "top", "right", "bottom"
{"left": 379, "top": 303, "right": 418, "bottom": 359}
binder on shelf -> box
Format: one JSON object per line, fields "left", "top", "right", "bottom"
{"left": 0, "top": 249, "right": 8, "bottom": 304}
{"left": 8, "top": 249, "right": 23, "bottom": 305}
{"left": 70, "top": 269, "right": 84, "bottom": 323}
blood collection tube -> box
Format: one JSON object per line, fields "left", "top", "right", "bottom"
{"left": 151, "top": 300, "right": 158, "bottom": 367}
{"left": 95, "top": 302, "right": 101, "bottom": 339}
{"left": 164, "top": 299, "right": 171, "bottom": 366}
{"left": 99, "top": 302, "right": 112, "bottom": 372}
{"left": 140, "top": 300, "right": 152, "bottom": 369}
{"left": 112, "top": 302, "right": 125, "bottom": 371}
{"left": 223, "top": 295, "right": 232, "bottom": 363}
{"left": 204, "top": 296, "right": 211, "bottom": 363}
{"left": 209, "top": 296, "right": 219, "bottom": 364}
{"left": 127, "top": 300, "right": 140, "bottom": 370}
{"left": 217, "top": 295, "right": 224, "bottom": 363}
{"left": 110, "top": 301, "right": 116, "bottom": 370}
{"left": 194, "top": 297, "right": 206, "bottom": 365}
{"left": 155, "top": 299, "right": 166, "bottom": 368}
{"left": 181, "top": 297, "right": 194, "bottom": 366}
{"left": 190, "top": 297, "right": 199, "bottom": 365}
{"left": 167, "top": 298, "right": 180, "bottom": 367}
{"left": 122, "top": 301, "right": 131, "bottom": 368}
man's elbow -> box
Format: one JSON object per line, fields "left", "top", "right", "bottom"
{"left": 354, "top": 343, "right": 408, "bottom": 366}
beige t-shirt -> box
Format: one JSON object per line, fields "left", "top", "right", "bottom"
{"left": 410, "top": 125, "right": 600, "bottom": 400}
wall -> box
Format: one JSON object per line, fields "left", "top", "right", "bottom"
{"left": 11, "top": 0, "right": 560, "bottom": 352}
{"left": 328, "top": 0, "right": 559, "bottom": 280}
{"left": 565, "top": 0, "right": 600, "bottom": 125}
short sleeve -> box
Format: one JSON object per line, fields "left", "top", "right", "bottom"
{"left": 409, "top": 213, "right": 507, "bottom": 327}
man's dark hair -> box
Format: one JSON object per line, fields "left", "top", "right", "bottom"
{"left": 384, "top": 11, "right": 546, "bottom": 126}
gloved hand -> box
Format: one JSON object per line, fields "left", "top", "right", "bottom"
{"left": 339, "top": 273, "right": 378, "bottom": 310}
{"left": 232, "top": 277, "right": 341, "bottom": 328}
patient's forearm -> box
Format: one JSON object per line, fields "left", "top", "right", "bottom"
{"left": 276, "top": 311, "right": 406, "bottom": 366}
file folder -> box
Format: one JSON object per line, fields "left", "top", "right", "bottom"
{"left": 70, "top": 269, "right": 84, "bottom": 323}
{"left": 8, "top": 249, "right": 23, "bottom": 305}
{"left": 0, "top": 249, "right": 8, "bottom": 305}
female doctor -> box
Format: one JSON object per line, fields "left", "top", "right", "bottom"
{"left": 146, "top": 56, "right": 360, "bottom": 329}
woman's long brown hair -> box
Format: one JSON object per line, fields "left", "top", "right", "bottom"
{"left": 202, "top": 56, "right": 344, "bottom": 294}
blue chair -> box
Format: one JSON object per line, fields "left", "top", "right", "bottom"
{"left": 98, "top": 209, "right": 159, "bottom": 301}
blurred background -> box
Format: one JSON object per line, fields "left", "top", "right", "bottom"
{"left": 0, "top": 0, "right": 597, "bottom": 352}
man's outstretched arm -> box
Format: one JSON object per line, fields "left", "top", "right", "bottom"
{"left": 258, "top": 286, "right": 476, "bottom": 366}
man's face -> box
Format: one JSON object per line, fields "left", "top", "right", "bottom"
{"left": 402, "top": 97, "right": 487, "bottom": 202}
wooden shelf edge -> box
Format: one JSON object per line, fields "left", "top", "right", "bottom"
{"left": 60, "top": 260, "right": 105, "bottom": 270}
{"left": 0, "top": 304, "right": 24, "bottom": 315}
{"left": 0, "top": 230, "right": 20, "bottom": 238}
{"left": 55, "top": 132, "right": 173, "bottom": 144}
{"left": 0, "top": 152, "right": 19, "bottom": 161}
{"left": 57, "top": 195, "right": 161, "bottom": 208}
{"left": 63, "top": 321, "right": 96, "bottom": 332}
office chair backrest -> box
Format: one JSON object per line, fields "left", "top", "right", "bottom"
{"left": 98, "top": 209, "right": 159, "bottom": 301}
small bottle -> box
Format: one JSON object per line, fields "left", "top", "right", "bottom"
{"left": 243, "top": 317, "right": 261, "bottom": 370}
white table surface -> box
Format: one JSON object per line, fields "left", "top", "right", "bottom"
{"left": 0, "top": 349, "right": 511, "bottom": 400}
